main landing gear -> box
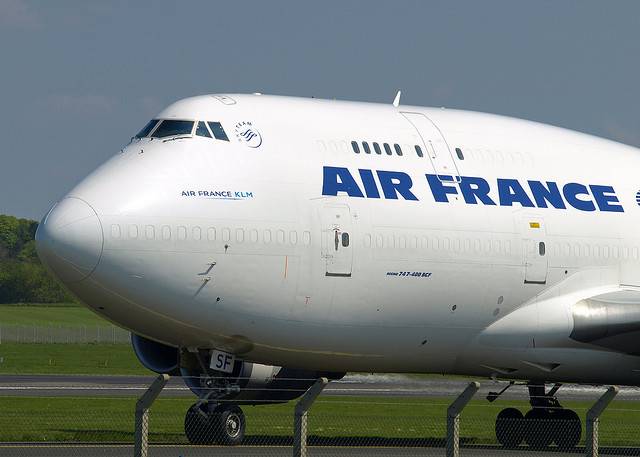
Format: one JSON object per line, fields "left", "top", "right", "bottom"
{"left": 492, "top": 382, "right": 581, "bottom": 450}
{"left": 184, "top": 402, "right": 246, "bottom": 445}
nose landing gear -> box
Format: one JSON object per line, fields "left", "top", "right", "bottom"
{"left": 493, "top": 382, "right": 581, "bottom": 450}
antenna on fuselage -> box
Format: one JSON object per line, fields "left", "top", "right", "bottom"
{"left": 393, "top": 90, "right": 402, "bottom": 107}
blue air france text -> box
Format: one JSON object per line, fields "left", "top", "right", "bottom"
{"left": 321, "top": 167, "right": 624, "bottom": 212}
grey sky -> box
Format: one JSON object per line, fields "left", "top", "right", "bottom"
{"left": 2, "top": 1, "right": 640, "bottom": 220}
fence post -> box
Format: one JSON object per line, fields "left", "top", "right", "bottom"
{"left": 585, "top": 385, "right": 618, "bottom": 457}
{"left": 134, "top": 374, "right": 169, "bottom": 457}
{"left": 293, "top": 377, "right": 328, "bottom": 457}
{"left": 446, "top": 381, "right": 480, "bottom": 457}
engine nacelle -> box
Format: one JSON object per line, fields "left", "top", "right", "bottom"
{"left": 131, "top": 334, "right": 181, "bottom": 376}
{"left": 180, "top": 349, "right": 344, "bottom": 404}
{"left": 131, "top": 337, "right": 344, "bottom": 403}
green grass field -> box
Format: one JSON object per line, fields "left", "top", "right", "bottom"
{"left": 0, "top": 343, "right": 151, "bottom": 375}
{"left": 0, "top": 304, "right": 147, "bottom": 374}
{"left": 0, "top": 303, "right": 111, "bottom": 326}
{"left": 1, "top": 396, "right": 640, "bottom": 445}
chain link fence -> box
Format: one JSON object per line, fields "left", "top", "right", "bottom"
{"left": 0, "top": 323, "right": 131, "bottom": 344}
{"left": 2, "top": 407, "right": 640, "bottom": 456}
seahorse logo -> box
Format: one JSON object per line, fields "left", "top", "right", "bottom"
{"left": 234, "top": 121, "right": 262, "bottom": 148}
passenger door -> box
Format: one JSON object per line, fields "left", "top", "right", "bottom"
{"left": 401, "top": 111, "right": 461, "bottom": 182}
{"left": 522, "top": 216, "right": 548, "bottom": 284}
{"left": 321, "top": 204, "right": 353, "bottom": 277}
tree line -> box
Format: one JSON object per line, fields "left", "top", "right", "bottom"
{"left": 0, "top": 214, "right": 74, "bottom": 304}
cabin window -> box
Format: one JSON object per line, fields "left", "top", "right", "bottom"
{"left": 373, "top": 142, "right": 382, "bottom": 155}
{"left": 362, "top": 142, "right": 371, "bottom": 154}
{"left": 129, "top": 224, "right": 138, "bottom": 239}
{"left": 455, "top": 147, "right": 465, "bottom": 160}
{"left": 394, "top": 144, "right": 403, "bottom": 156}
{"left": 539, "top": 241, "right": 546, "bottom": 256}
{"left": 364, "top": 233, "right": 372, "bottom": 248}
{"left": 161, "top": 225, "right": 171, "bottom": 240}
{"left": 152, "top": 120, "right": 195, "bottom": 138}
{"left": 196, "top": 121, "right": 212, "bottom": 138}
{"left": 208, "top": 122, "right": 229, "bottom": 141}
{"left": 351, "top": 141, "right": 360, "bottom": 154}
{"left": 177, "top": 226, "right": 187, "bottom": 241}
{"left": 415, "top": 145, "right": 424, "bottom": 158}
{"left": 111, "top": 224, "right": 121, "bottom": 239}
{"left": 384, "top": 143, "right": 392, "bottom": 155}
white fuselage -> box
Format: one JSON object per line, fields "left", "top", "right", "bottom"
{"left": 36, "top": 94, "right": 640, "bottom": 386}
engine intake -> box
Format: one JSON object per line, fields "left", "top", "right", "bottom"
{"left": 131, "top": 334, "right": 181, "bottom": 376}
{"left": 131, "top": 337, "right": 344, "bottom": 403}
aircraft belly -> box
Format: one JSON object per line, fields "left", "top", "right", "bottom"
{"left": 235, "top": 321, "right": 478, "bottom": 373}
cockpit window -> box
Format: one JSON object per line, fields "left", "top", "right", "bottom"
{"left": 135, "top": 119, "right": 160, "bottom": 138}
{"left": 133, "top": 119, "right": 231, "bottom": 143}
{"left": 196, "top": 121, "right": 212, "bottom": 138}
{"left": 208, "top": 122, "right": 229, "bottom": 142}
{"left": 151, "top": 120, "right": 195, "bottom": 138}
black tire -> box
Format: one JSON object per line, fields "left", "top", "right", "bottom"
{"left": 212, "top": 404, "right": 246, "bottom": 445}
{"left": 495, "top": 407, "right": 524, "bottom": 448}
{"left": 184, "top": 403, "right": 215, "bottom": 445}
{"left": 553, "top": 409, "right": 581, "bottom": 450}
{"left": 523, "top": 409, "right": 553, "bottom": 449}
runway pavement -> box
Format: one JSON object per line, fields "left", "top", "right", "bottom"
{"left": 0, "top": 443, "right": 590, "bottom": 457}
{"left": 1, "top": 373, "right": 640, "bottom": 402}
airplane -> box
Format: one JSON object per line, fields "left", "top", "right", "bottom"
{"left": 34, "top": 92, "right": 640, "bottom": 449}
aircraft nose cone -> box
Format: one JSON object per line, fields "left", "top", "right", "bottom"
{"left": 35, "top": 197, "right": 104, "bottom": 284}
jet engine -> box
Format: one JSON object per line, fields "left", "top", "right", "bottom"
{"left": 132, "top": 334, "right": 344, "bottom": 403}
